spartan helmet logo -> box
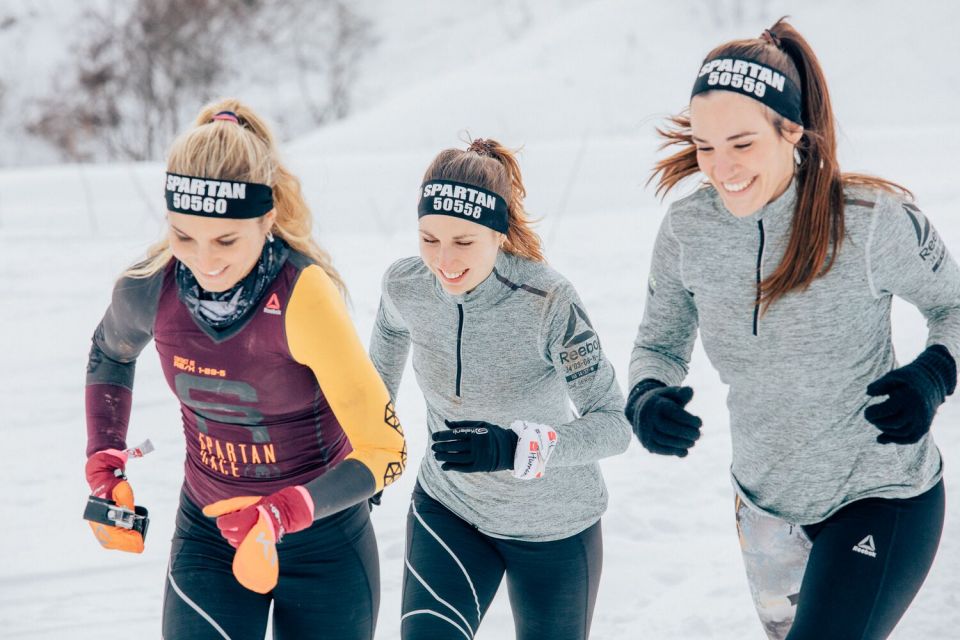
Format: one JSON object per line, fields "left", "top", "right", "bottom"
{"left": 562, "top": 303, "right": 596, "bottom": 349}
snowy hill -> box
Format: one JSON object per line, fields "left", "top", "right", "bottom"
{"left": 2, "top": 1, "right": 959, "bottom": 638}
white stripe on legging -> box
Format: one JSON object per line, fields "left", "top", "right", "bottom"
{"left": 405, "top": 557, "right": 475, "bottom": 638}
{"left": 401, "top": 609, "right": 472, "bottom": 640}
{"left": 167, "top": 569, "right": 233, "bottom": 639}
{"left": 411, "top": 499, "right": 483, "bottom": 625}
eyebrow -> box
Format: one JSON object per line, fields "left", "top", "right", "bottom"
{"left": 419, "top": 230, "right": 478, "bottom": 240}
{"left": 170, "top": 225, "right": 238, "bottom": 241}
{"left": 691, "top": 131, "right": 758, "bottom": 144}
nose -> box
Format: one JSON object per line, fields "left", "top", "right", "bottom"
{"left": 713, "top": 151, "right": 740, "bottom": 180}
{"left": 436, "top": 245, "right": 458, "bottom": 270}
{"left": 193, "top": 243, "right": 222, "bottom": 273}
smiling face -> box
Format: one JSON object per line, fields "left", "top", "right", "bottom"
{"left": 690, "top": 91, "right": 803, "bottom": 217}
{"left": 418, "top": 214, "right": 502, "bottom": 294}
{"left": 167, "top": 210, "right": 276, "bottom": 292}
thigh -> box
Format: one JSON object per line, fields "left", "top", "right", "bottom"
{"left": 271, "top": 503, "right": 380, "bottom": 640}
{"left": 162, "top": 494, "right": 271, "bottom": 640}
{"left": 735, "top": 495, "right": 812, "bottom": 640}
{"left": 787, "top": 481, "right": 945, "bottom": 640}
{"left": 401, "top": 485, "right": 505, "bottom": 640}
{"left": 499, "top": 520, "right": 603, "bottom": 640}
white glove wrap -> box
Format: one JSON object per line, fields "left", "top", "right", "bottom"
{"left": 509, "top": 420, "right": 558, "bottom": 480}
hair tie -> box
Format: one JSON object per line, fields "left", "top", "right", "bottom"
{"left": 212, "top": 111, "right": 240, "bottom": 124}
{"left": 761, "top": 29, "right": 782, "bottom": 49}
{"left": 467, "top": 138, "right": 496, "bottom": 156}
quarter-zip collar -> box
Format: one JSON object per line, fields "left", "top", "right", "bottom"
{"left": 432, "top": 250, "right": 517, "bottom": 311}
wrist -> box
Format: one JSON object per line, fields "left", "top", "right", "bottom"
{"left": 915, "top": 344, "right": 957, "bottom": 400}
{"left": 509, "top": 420, "right": 558, "bottom": 479}
{"left": 626, "top": 379, "right": 666, "bottom": 421}
{"left": 269, "top": 486, "right": 315, "bottom": 539}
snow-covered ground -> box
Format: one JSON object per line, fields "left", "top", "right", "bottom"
{"left": 2, "top": 2, "right": 959, "bottom": 638}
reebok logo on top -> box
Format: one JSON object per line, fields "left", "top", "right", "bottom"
{"left": 263, "top": 293, "right": 282, "bottom": 315}
{"left": 852, "top": 535, "right": 877, "bottom": 558}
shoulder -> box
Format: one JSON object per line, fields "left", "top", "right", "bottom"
{"left": 285, "top": 248, "right": 315, "bottom": 272}
{"left": 668, "top": 184, "right": 720, "bottom": 219}
{"left": 384, "top": 256, "right": 430, "bottom": 282}
{"left": 843, "top": 183, "right": 920, "bottom": 241}
{"left": 289, "top": 262, "right": 340, "bottom": 302}
{"left": 112, "top": 262, "right": 169, "bottom": 309}
{"left": 381, "top": 256, "right": 431, "bottom": 298}
{"left": 497, "top": 253, "right": 570, "bottom": 302}
{"left": 502, "top": 255, "right": 586, "bottom": 325}
{"left": 663, "top": 184, "right": 723, "bottom": 237}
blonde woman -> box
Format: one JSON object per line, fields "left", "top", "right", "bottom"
{"left": 83, "top": 100, "right": 406, "bottom": 639}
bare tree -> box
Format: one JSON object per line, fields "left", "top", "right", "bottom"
{"left": 26, "top": 0, "right": 376, "bottom": 162}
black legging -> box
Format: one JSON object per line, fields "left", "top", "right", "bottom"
{"left": 162, "top": 490, "right": 380, "bottom": 640}
{"left": 786, "top": 480, "right": 945, "bottom": 639}
{"left": 401, "top": 483, "right": 602, "bottom": 640}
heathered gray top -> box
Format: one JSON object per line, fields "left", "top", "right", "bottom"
{"left": 631, "top": 180, "right": 960, "bottom": 524}
{"left": 371, "top": 251, "right": 631, "bottom": 541}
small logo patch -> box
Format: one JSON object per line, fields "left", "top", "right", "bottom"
{"left": 559, "top": 303, "right": 602, "bottom": 382}
{"left": 852, "top": 534, "right": 877, "bottom": 558}
{"left": 264, "top": 293, "right": 282, "bottom": 315}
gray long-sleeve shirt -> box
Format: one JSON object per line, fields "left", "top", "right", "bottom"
{"left": 371, "top": 251, "right": 631, "bottom": 541}
{"left": 631, "top": 181, "right": 960, "bottom": 525}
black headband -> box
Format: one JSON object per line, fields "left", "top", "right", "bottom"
{"left": 691, "top": 56, "right": 803, "bottom": 125}
{"left": 417, "top": 179, "right": 509, "bottom": 234}
{"left": 165, "top": 172, "right": 274, "bottom": 219}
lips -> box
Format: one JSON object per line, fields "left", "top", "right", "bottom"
{"left": 438, "top": 268, "right": 468, "bottom": 284}
{"left": 721, "top": 176, "right": 756, "bottom": 194}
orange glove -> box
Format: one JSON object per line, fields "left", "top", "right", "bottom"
{"left": 84, "top": 449, "right": 144, "bottom": 553}
{"left": 203, "top": 487, "right": 314, "bottom": 594}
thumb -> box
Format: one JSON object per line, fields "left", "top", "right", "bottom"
{"left": 111, "top": 480, "right": 135, "bottom": 511}
{"left": 866, "top": 374, "right": 902, "bottom": 398}
{"left": 663, "top": 386, "right": 694, "bottom": 407}
{"left": 203, "top": 495, "right": 262, "bottom": 518}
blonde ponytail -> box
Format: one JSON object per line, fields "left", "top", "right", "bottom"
{"left": 126, "top": 98, "right": 346, "bottom": 295}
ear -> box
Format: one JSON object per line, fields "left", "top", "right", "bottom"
{"left": 262, "top": 209, "right": 278, "bottom": 231}
{"left": 782, "top": 122, "right": 804, "bottom": 146}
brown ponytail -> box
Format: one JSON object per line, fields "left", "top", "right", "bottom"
{"left": 127, "top": 98, "right": 347, "bottom": 296}
{"left": 423, "top": 138, "right": 545, "bottom": 263}
{"left": 650, "top": 17, "right": 908, "bottom": 312}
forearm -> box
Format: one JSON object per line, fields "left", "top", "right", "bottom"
{"left": 301, "top": 459, "right": 377, "bottom": 519}
{"left": 85, "top": 341, "right": 136, "bottom": 456}
{"left": 549, "top": 409, "right": 631, "bottom": 467}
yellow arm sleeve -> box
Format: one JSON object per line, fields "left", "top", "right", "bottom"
{"left": 286, "top": 265, "right": 406, "bottom": 491}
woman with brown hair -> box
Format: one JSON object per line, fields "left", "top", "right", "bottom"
{"left": 369, "top": 138, "right": 631, "bottom": 639}
{"left": 83, "top": 99, "right": 406, "bottom": 638}
{"left": 626, "top": 18, "right": 960, "bottom": 640}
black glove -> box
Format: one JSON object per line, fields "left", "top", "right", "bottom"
{"left": 431, "top": 419, "right": 518, "bottom": 473}
{"left": 865, "top": 344, "right": 956, "bottom": 445}
{"left": 625, "top": 379, "right": 703, "bottom": 457}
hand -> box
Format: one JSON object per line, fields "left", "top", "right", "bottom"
{"left": 626, "top": 380, "right": 703, "bottom": 457}
{"left": 509, "top": 420, "right": 558, "bottom": 480}
{"left": 865, "top": 345, "right": 956, "bottom": 445}
{"left": 432, "top": 420, "right": 519, "bottom": 473}
{"left": 85, "top": 449, "right": 144, "bottom": 553}
{"left": 203, "top": 486, "right": 314, "bottom": 593}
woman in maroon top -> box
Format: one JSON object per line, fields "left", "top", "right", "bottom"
{"left": 83, "top": 99, "right": 406, "bottom": 639}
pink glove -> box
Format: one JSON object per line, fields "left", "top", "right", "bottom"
{"left": 202, "top": 486, "right": 314, "bottom": 594}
